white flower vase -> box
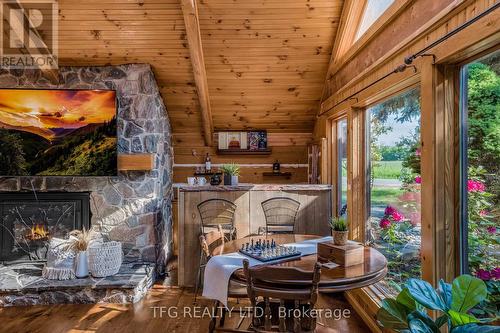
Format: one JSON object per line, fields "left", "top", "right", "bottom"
{"left": 75, "top": 250, "right": 89, "bottom": 278}
{"left": 231, "top": 175, "right": 239, "bottom": 185}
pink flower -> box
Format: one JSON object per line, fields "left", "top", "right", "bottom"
{"left": 379, "top": 218, "right": 391, "bottom": 229}
{"left": 491, "top": 268, "right": 500, "bottom": 280}
{"left": 391, "top": 210, "right": 405, "bottom": 222}
{"left": 384, "top": 206, "right": 396, "bottom": 216}
{"left": 409, "top": 212, "right": 421, "bottom": 226}
{"left": 476, "top": 269, "right": 491, "bottom": 281}
{"left": 415, "top": 148, "right": 421, "bottom": 156}
{"left": 479, "top": 210, "right": 488, "bottom": 217}
{"left": 487, "top": 226, "right": 497, "bottom": 234}
{"left": 414, "top": 176, "right": 422, "bottom": 184}
{"left": 467, "top": 180, "right": 486, "bottom": 192}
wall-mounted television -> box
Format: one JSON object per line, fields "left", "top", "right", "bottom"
{"left": 0, "top": 89, "right": 117, "bottom": 176}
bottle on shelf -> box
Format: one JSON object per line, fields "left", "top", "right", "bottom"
{"left": 273, "top": 160, "right": 280, "bottom": 174}
{"left": 205, "top": 153, "right": 211, "bottom": 172}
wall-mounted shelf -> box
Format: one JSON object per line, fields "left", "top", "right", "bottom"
{"left": 217, "top": 148, "right": 272, "bottom": 155}
{"left": 263, "top": 172, "right": 292, "bottom": 179}
{"left": 117, "top": 154, "right": 154, "bottom": 171}
{"left": 194, "top": 172, "right": 222, "bottom": 176}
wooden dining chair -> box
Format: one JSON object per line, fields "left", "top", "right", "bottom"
{"left": 195, "top": 225, "right": 224, "bottom": 302}
{"left": 198, "top": 226, "right": 248, "bottom": 332}
{"left": 260, "top": 197, "right": 300, "bottom": 235}
{"left": 198, "top": 198, "right": 237, "bottom": 241}
{"left": 243, "top": 259, "right": 321, "bottom": 333}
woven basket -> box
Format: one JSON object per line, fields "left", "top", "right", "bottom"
{"left": 88, "top": 241, "right": 123, "bottom": 277}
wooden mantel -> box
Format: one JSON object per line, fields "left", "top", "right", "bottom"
{"left": 117, "top": 154, "right": 154, "bottom": 171}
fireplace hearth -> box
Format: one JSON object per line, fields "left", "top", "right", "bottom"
{"left": 0, "top": 193, "right": 90, "bottom": 264}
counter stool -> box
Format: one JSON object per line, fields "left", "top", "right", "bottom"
{"left": 259, "top": 197, "right": 300, "bottom": 235}
{"left": 197, "top": 198, "right": 237, "bottom": 241}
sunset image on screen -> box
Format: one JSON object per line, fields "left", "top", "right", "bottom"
{"left": 0, "top": 89, "right": 117, "bottom": 176}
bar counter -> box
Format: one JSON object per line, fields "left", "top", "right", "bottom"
{"left": 177, "top": 183, "right": 332, "bottom": 286}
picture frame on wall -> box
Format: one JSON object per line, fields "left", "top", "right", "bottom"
{"left": 217, "top": 130, "right": 269, "bottom": 155}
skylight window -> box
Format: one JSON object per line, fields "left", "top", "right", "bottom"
{"left": 354, "top": 0, "right": 394, "bottom": 41}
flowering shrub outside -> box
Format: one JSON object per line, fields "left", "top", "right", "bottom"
{"left": 467, "top": 167, "right": 499, "bottom": 281}
{"left": 373, "top": 146, "right": 422, "bottom": 291}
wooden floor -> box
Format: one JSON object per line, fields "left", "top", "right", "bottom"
{"left": 0, "top": 283, "right": 369, "bottom": 333}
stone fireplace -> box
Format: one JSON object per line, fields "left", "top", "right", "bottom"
{"left": 0, "top": 192, "right": 90, "bottom": 264}
{"left": 0, "top": 64, "right": 173, "bottom": 306}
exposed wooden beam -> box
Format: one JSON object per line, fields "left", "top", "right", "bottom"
{"left": 180, "top": 0, "right": 213, "bottom": 147}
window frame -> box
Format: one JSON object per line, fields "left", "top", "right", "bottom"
{"left": 336, "top": 118, "right": 348, "bottom": 216}
{"left": 457, "top": 47, "right": 500, "bottom": 275}
{"left": 328, "top": 0, "right": 413, "bottom": 78}
{"left": 328, "top": 112, "right": 348, "bottom": 218}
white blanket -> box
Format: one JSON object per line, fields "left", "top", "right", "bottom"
{"left": 202, "top": 236, "right": 332, "bottom": 307}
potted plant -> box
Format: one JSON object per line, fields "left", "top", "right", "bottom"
{"left": 377, "top": 274, "right": 498, "bottom": 333}
{"left": 220, "top": 163, "right": 240, "bottom": 185}
{"left": 329, "top": 217, "right": 348, "bottom": 245}
{"left": 66, "top": 229, "right": 95, "bottom": 278}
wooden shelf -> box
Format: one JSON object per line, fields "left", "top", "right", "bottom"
{"left": 117, "top": 154, "right": 154, "bottom": 171}
{"left": 194, "top": 172, "right": 222, "bottom": 176}
{"left": 263, "top": 172, "right": 292, "bottom": 179}
{"left": 217, "top": 148, "right": 271, "bottom": 155}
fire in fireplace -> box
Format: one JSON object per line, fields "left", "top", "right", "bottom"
{"left": 0, "top": 192, "right": 90, "bottom": 264}
{"left": 27, "top": 224, "right": 50, "bottom": 241}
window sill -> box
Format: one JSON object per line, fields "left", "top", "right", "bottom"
{"left": 344, "top": 283, "right": 393, "bottom": 333}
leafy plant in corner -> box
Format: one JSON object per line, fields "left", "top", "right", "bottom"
{"left": 377, "top": 274, "right": 499, "bottom": 333}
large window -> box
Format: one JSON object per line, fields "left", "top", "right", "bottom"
{"left": 355, "top": 0, "right": 394, "bottom": 41}
{"left": 460, "top": 51, "right": 499, "bottom": 303}
{"left": 337, "top": 118, "right": 348, "bottom": 217}
{"left": 366, "top": 88, "right": 422, "bottom": 294}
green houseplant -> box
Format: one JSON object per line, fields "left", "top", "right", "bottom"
{"left": 329, "top": 216, "right": 348, "bottom": 245}
{"left": 377, "top": 274, "right": 499, "bottom": 333}
{"left": 220, "top": 163, "right": 240, "bottom": 186}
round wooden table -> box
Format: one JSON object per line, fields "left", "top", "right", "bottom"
{"left": 214, "top": 234, "right": 388, "bottom": 292}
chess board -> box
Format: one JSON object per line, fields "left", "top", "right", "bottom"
{"left": 238, "top": 239, "right": 301, "bottom": 262}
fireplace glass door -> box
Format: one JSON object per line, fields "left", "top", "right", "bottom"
{"left": 0, "top": 193, "right": 90, "bottom": 264}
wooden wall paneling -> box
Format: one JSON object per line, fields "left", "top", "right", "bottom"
{"left": 326, "top": 0, "right": 414, "bottom": 82}
{"left": 178, "top": 190, "right": 200, "bottom": 287}
{"left": 347, "top": 107, "right": 365, "bottom": 242}
{"left": 420, "top": 57, "right": 461, "bottom": 286}
{"left": 420, "top": 56, "right": 440, "bottom": 286}
{"left": 316, "top": 189, "right": 332, "bottom": 235}
{"left": 231, "top": 191, "right": 251, "bottom": 238}
{"left": 320, "top": 137, "right": 328, "bottom": 184}
{"left": 328, "top": 0, "right": 367, "bottom": 66}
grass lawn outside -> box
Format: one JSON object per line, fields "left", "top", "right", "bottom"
{"left": 372, "top": 161, "right": 403, "bottom": 179}
{"left": 370, "top": 187, "right": 404, "bottom": 206}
